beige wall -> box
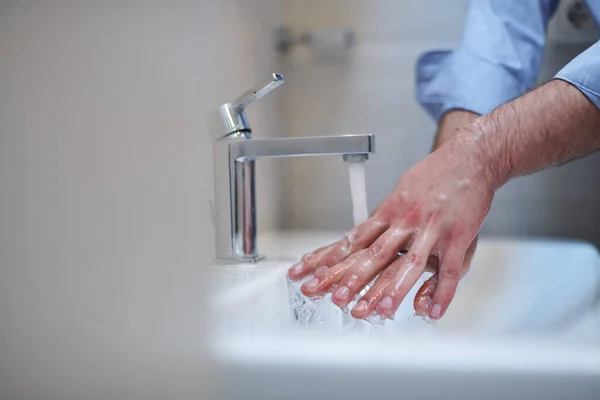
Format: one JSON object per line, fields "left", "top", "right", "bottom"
{"left": 0, "top": 1, "right": 283, "bottom": 398}
{"left": 281, "top": 0, "right": 600, "bottom": 246}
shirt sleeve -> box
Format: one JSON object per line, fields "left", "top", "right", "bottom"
{"left": 416, "top": 0, "right": 560, "bottom": 122}
{"left": 554, "top": 40, "right": 600, "bottom": 109}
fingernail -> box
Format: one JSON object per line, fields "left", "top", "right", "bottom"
{"left": 290, "top": 263, "right": 303, "bottom": 274}
{"left": 353, "top": 300, "right": 368, "bottom": 313}
{"left": 377, "top": 296, "right": 393, "bottom": 312}
{"left": 304, "top": 278, "right": 320, "bottom": 290}
{"left": 430, "top": 303, "right": 442, "bottom": 320}
{"left": 333, "top": 285, "right": 350, "bottom": 302}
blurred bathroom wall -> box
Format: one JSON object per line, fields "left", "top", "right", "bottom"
{"left": 280, "top": 0, "right": 600, "bottom": 247}
{"left": 0, "top": 1, "right": 283, "bottom": 398}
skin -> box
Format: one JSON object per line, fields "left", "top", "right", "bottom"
{"left": 413, "top": 109, "right": 480, "bottom": 317}
{"left": 288, "top": 79, "right": 600, "bottom": 321}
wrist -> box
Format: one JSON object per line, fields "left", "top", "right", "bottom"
{"left": 451, "top": 117, "right": 512, "bottom": 191}
{"left": 433, "top": 109, "right": 480, "bottom": 151}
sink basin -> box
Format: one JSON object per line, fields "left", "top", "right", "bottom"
{"left": 209, "top": 231, "right": 600, "bottom": 399}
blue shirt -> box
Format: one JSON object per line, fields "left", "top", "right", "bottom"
{"left": 416, "top": 0, "right": 600, "bottom": 122}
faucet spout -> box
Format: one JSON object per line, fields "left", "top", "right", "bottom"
{"left": 230, "top": 134, "right": 374, "bottom": 161}
{"left": 212, "top": 73, "right": 376, "bottom": 262}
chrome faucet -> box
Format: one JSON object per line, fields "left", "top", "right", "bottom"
{"left": 213, "top": 73, "right": 375, "bottom": 262}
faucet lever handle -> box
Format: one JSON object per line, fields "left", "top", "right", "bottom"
{"left": 219, "top": 73, "right": 284, "bottom": 136}
{"left": 232, "top": 73, "right": 284, "bottom": 111}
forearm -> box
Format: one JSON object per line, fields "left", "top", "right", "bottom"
{"left": 457, "top": 80, "right": 600, "bottom": 189}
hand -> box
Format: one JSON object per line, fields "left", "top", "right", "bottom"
{"left": 288, "top": 109, "right": 486, "bottom": 321}
{"left": 290, "top": 77, "right": 600, "bottom": 321}
{"left": 415, "top": 109, "right": 480, "bottom": 317}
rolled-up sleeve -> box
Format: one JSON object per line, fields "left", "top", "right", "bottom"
{"left": 555, "top": 40, "right": 600, "bottom": 109}
{"left": 416, "top": 0, "right": 560, "bottom": 122}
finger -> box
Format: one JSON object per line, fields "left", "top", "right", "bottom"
{"left": 413, "top": 274, "right": 437, "bottom": 316}
{"left": 331, "top": 229, "right": 412, "bottom": 308}
{"left": 428, "top": 245, "right": 465, "bottom": 320}
{"left": 302, "top": 226, "right": 408, "bottom": 298}
{"left": 351, "top": 252, "right": 438, "bottom": 319}
{"left": 316, "top": 218, "right": 389, "bottom": 271}
{"left": 288, "top": 218, "right": 388, "bottom": 281}
{"left": 300, "top": 249, "right": 366, "bottom": 297}
{"left": 349, "top": 257, "right": 400, "bottom": 318}
{"left": 375, "top": 230, "right": 438, "bottom": 319}
{"left": 288, "top": 241, "right": 338, "bottom": 280}
{"left": 424, "top": 255, "right": 440, "bottom": 273}
{"left": 414, "top": 238, "right": 474, "bottom": 317}
{"left": 461, "top": 236, "right": 478, "bottom": 277}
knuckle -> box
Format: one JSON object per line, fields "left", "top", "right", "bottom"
{"left": 369, "top": 242, "right": 385, "bottom": 259}
{"left": 380, "top": 266, "right": 398, "bottom": 281}
{"left": 400, "top": 205, "right": 420, "bottom": 226}
{"left": 439, "top": 265, "right": 461, "bottom": 282}
{"left": 349, "top": 249, "right": 366, "bottom": 264}
{"left": 314, "top": 266, "right": 330, "bottom": 279}
{"left": 302, "top": 252, "right": 321, "bottom": 266}
{"left": 404, "top": 251, "right": 421, "bottom": 266}
{"left": 371, "top": 218, "right": 388, "bottom": 229}
{"left": 342, "top": 272, "right": 361, "bottom": 288}
{"left": 300, "top": 253, "right": 312, "bottom": 264}
{"left": 327, "top": 251, "right": 342, "bottom": 265}
{"left": 340, "top": 237, "right": 353, "bottom": 256}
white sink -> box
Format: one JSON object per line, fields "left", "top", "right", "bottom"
{"left": 209, "top": 231, "right": 600, "bottom": 399}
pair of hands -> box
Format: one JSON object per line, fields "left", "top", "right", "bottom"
{"left": 288, "top": 110, "right": 488, "bottom": 321}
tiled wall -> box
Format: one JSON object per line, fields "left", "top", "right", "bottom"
{"left": 0, "top": 1, "right": 283, "bottom": 398}
{"left": 281, "top": 0, "right": 600, "bottom": 246}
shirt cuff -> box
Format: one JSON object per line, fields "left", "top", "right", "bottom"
{"left": 554, "top": 41, "right": 600, "bottom": 109}
{"left": 416, "top": 50, "right": 523, "bottom": 122}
